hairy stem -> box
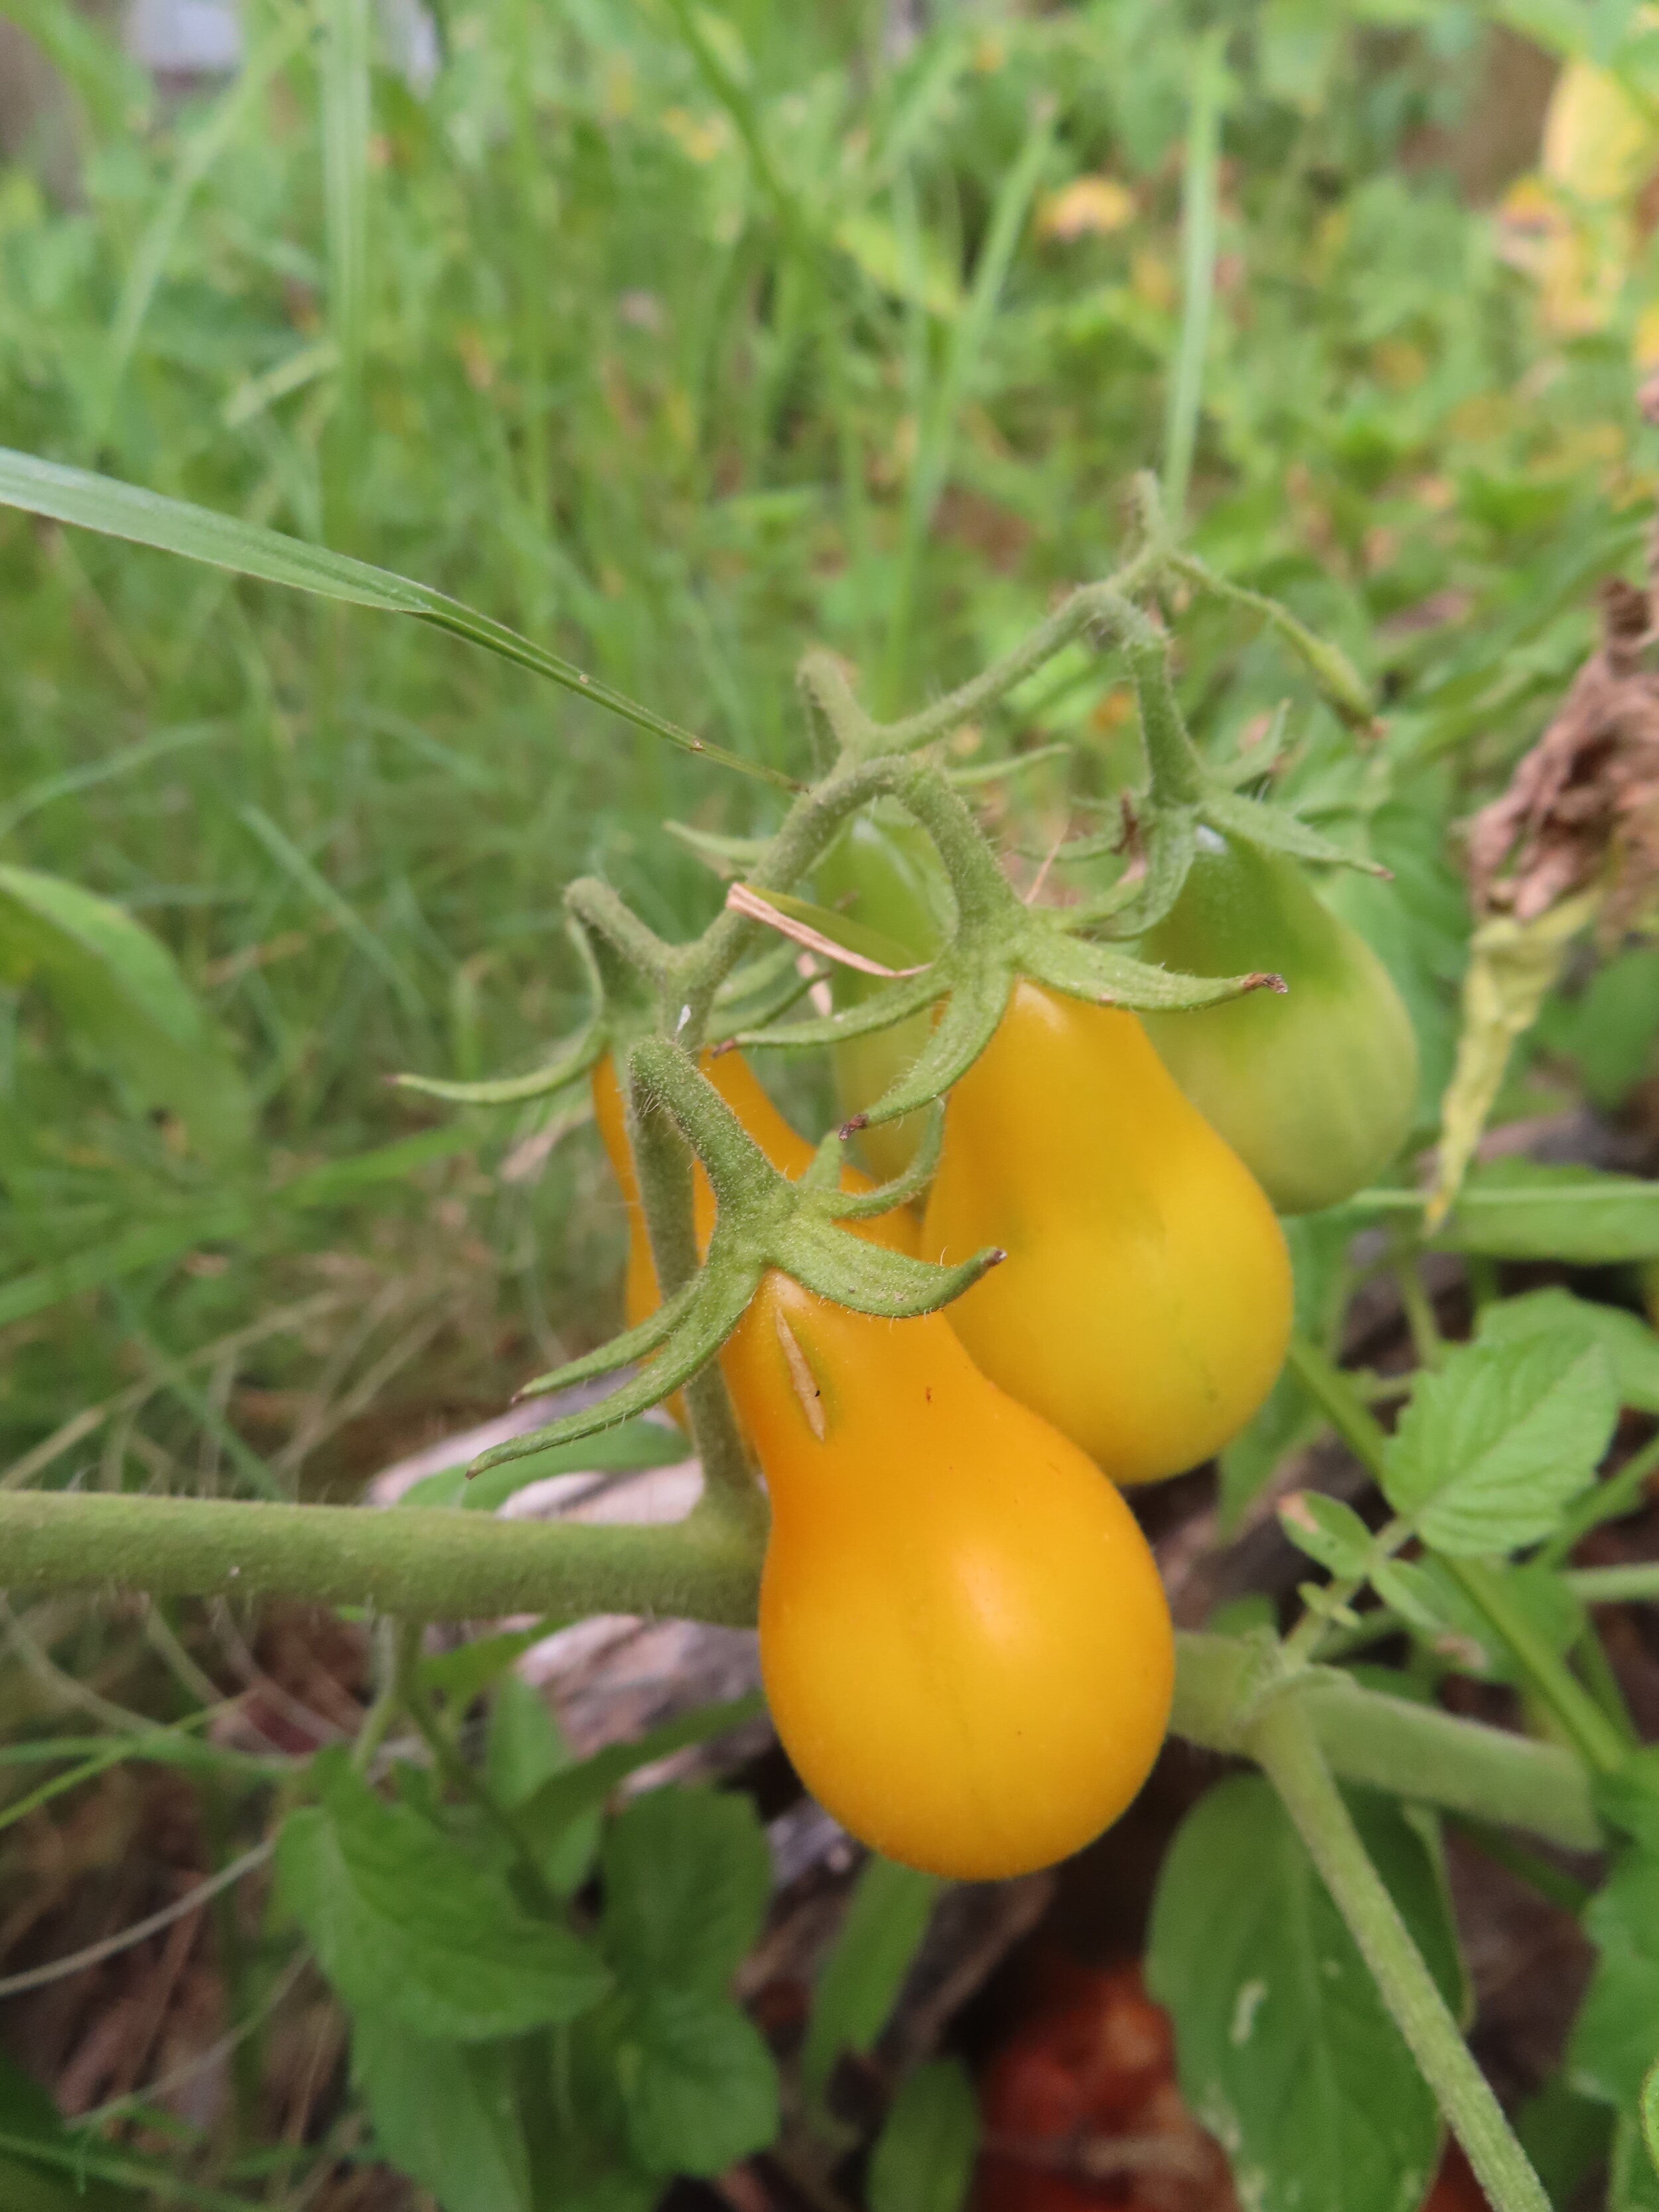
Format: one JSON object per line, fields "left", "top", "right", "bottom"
{"left": 0, "top": 1497, "right": 1600, "bottom": 1850}
{"left": 1250, "top": 1696, "right": 1551, "bottom": 2212}
{"left": 0, "top": 1488, "right": 762, "bottom": 1625}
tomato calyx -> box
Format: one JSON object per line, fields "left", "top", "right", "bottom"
{"left": 727, "top": 758, "right": 1277, "bottom": 1138}
{"left": 465, "top": 1035, "right": 1001, "bottom": 1485}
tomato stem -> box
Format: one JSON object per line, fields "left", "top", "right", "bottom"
{"left": 1250, "top": 1696, "right": 1552, "bottom": 2212}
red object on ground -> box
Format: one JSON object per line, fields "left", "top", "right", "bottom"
{"left": 1419, "top": 2144, "right": 1490, "bottom": 2212}
{"left": 974, "top": 1958, "right": 1236, "bottom": 2212}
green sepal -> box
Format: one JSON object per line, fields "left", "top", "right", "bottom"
{"left": 1027, "top": 917, "right": 1280, "bottom": 1013}
{"left": 664, "top": 821, "right": 771, "bottom": 876}
{"left": 711, "top": 939, "right": 820, "bottom": 1034}
{"left": 839, "top": 957, "right": 1012, "bottom": 1129}
{"left": 479, "top": 1039, "right": 1001, "bottom": 1465}
{"left": 735, "top": 966, "right": 941, "bottom": 1053}
{"left": 944, "top": 741, "right": 1072, "bottom": 789}
{"left": 513, "top": 1276, "right": 703, "bottom": 1401}
{"left": 1203, "top": 790, "right": 1390, "bottom": 877}
{"left": 779, "top": 1213, "right": 1001, "bottom": 1317}
{"left": 392, "top": 1018, "right": 604, "bottom": 1108}
{"left": 474, "top": 1266, "right": 759, "bottom": 1475}
{"left": 822, "top": 1108, "right": 942, "bottom": 1215}
{"left": 1169, "top": 550, "right": 1377, "bottom": 730}
{"left": 1086, "top": 808, "right": 1200, "bottom": 940}
{"left": 393, "top": 917, "right": 612, "bottom": 1106}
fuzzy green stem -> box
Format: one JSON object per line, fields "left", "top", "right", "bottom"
{"left": 0, "top": 1488, "right": 762, "bottom": 1625}
{"left": 0, "top": 1497, "right": 1598, "bottom": 1850}
{"left": 626, "top": 1056, "right": 758, "bottom": 1511}
{"left": 1250, "top": 1696, "right": 1552, "bottom": 2212}
{"left": 1570, "top": 1562, "right": 1659, "bottom": 1603}
{"left": 1171, "top": 1632, "right": 1597, "bottom": 1850}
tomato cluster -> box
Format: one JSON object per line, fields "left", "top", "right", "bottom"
{"left": 591, "top": 813, "right": 1414, "bottom": 1878}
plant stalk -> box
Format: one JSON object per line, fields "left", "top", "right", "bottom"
{"left": 1250, "top": 1696, "right": 1552, "bottom": 2212}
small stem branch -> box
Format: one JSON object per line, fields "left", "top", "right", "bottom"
{"left": 856, "top": 571, "right": 1158, "bottom": 757}
{"left": 1570, "top": 1562, "right": 1659, "bottom": 1603}
{"left": 1250, "top": 1696, "right": 1552, "bottom": 2212}
{"left": 625, "top": 1061, "right": 757, "bottom": 1509}
{"left": 1443, "top": 1556, "right": 1628, "bottom": 1775}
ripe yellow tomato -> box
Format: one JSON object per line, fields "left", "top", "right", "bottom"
{"left": 920, "top": 983, "right": 1292, "bottom": 1486}
{"left": 725, "top": 1270, "right": 1175, "bottom": 1878}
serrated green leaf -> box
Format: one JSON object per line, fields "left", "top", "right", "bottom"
{"left": 0, "top": 864, "right": 250, "bottom": 1162}
{"left": 601, "top": 1787, "right": 770, "bottom": 1996}
{"left": 1382, "top": 1338, "right": 1617, "bottom": 1556}
{"left": 609, "top": 1986, "right": 778, "bottom": 2176}
{"left": 868, "top": 2060, "right": 977, "bottom": 2212}
{"left": 1642, "top": 2060, "right": 1659, "bottom": 2182}
{"left": 1147, "top": 1776, "right": 1461, "bottom": 2212}
{"left": 351, "top": 2018, "right": 532, "bottom": 2212}
{"left": 275, "top": 1754, "right": 609, "bottom": 2040}
{"left": 802, "top": 1856, "right": 940, "bottom": 2103}
{"left": 1479, "top": 1289, "right": 1659, "bottom": 1415}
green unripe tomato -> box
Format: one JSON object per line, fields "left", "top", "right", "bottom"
{"left": 1139, "top": 830, "right": 1419, "bottom": 1216}
{"left": 815, "top": 809, "right": 950, "bottom": 1183}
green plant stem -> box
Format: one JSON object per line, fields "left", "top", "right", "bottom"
{"left": 1171, "top": 1633, "right": 1598, "bottom": 1850}
{"left": 1, "top": 1493, "right": 1595, "bottom": 1844}
{"left": 0, "top": 1488, "right": 762, "bottom": 1625}
{"left": 1250, "top": 1696, "right": 1552, "bottom": 2212}
{"left": 1441, "top": 1557, "right": 1628, "bottom": 1775}
{"left": 1570, "top": 1562, "right": 1659, "bottom": 1603}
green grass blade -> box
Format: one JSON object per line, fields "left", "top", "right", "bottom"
{"left": 102, "top": 4, "right": 312, "bottom": 428}
{"left": 1162, "top": 29, "right": 1228, "bottom": 526}
{"left": 0, "top": 448, "right": 794, "bottom": 788}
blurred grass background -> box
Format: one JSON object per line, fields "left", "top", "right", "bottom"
{"left": 1, "top": 0, "right": 1656, "bottom": 1503}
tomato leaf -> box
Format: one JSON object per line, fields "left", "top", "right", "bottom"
{"left": 350, "top": 2018, "right": 532, "bottom": 2212}
{"left": 867, "top": 2060, "right": 977, "bottom": 2212}
{"left": 1477, "top": 1288, "right": 1659, "bottom": 1414}
{"left": 275, "top": 1752, "right": 609, "bottom": 2040}
{"left": 801, "top": 1856, "right": 941, "bottom": 2103}
{"left": 1381, "top": 1336, "right": 1616, "bottom": 1555}
{"left": 486, "top": 1677, "right": 600, "bottom": 1899}
{"left": 1147, "top": 1775, "right": 1461, "bottom": 2212}
{"left": 1571, "top": 1848, "right": 1659, "bottom": 2111}
{"left": 599, "top": 1787, "right": 771, "bottom": 1996}
{"left": 605, "top": 1986, "right": 778, "bottom": 2177}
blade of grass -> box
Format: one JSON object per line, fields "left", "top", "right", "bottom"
{"left": 1162, "top": 27, "right": 1228, "bottom": 527}
{"left": 881, "top": 98, "right": 1054, "bottom": 703}
{"left": 321, "top": 0, "right": 371, "bottom": 542}
{"left": 0, "top": 448, "right": 795, "bottom": 788}
{"left": 240, "top": 802, "right": 425, "bottom": 1023}
{"left": 100, "top": 2, "right": 312, "bottom": 441}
